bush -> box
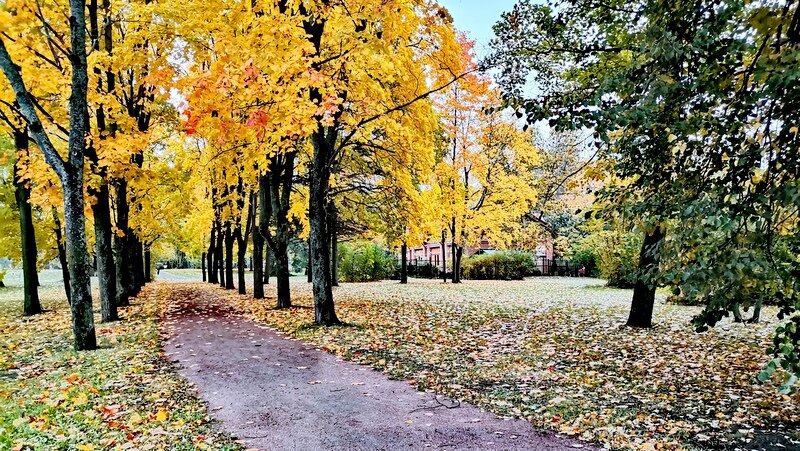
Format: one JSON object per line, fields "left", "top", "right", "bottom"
{"left": 462, "top": 251, "right": 534, "bottom": 280}
{"left": 571, "top": 247, "right": 599, "bottom": 277}
{"left": 596, "top": 232, "right": 641, "bottom": 288}
{"left": 338, "top": 242, "right": 396, "bottom": 282}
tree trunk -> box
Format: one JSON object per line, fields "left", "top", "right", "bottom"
{"left": 268, "top": 155, "right": 294, "bottom": 308}
{"left": 264, "top": 247, "right": 271, "bottom": 285}
{"left": 747, "top": 299, "right": 763, "bottom": 324}
{"left": 13, "top": 131, "right": 41, "bottom": 316}
{"left": 133, "top": 239, "right": 145, "bottom": 292}
{"left": 91, "top": 181, "right": 118, "bottom": 322}
{"left": 216, "top": 220, "right": 225, "bottom": 288}
{"left": 225, "top": 224, "right": 235, "bottom": 290}
{"left": 237, "top": 240, "right": 247, "bottom": 294}
{"left": 309, "top": 130, "right": 339, "bottom": 325}
{"left": 306, "top": 238, "right": 312, "bottom": 283}
{"left": 144, "top": 248, "right": 151, "bottom": 282}
{"left": 441, "top": 230, "right": 447, "bottom": 283}
{"left": 207, "top": 230, "right": 216, "bottom": 284}
{"left": 453, "top": 245, "right": 463, "bottom": 283}
{"left": 252, "top": 188, "right": 264, "bottom": 299}
{"left": 114, "top": 180, "right": 132, "bottom": 306}
{"left": 201, "top": 252, "right": 206, "bottom": 282}
{"left": 400, "top": 242, "right": 408, "bottom": 284}
{"left": 52, "top": 208, "right": 71, "bottom": 305}
{"left": 63, "top": 173, "right": 97, "bottom": 351}
{"left": 330, "top": 201, "right": 338, "bottom": 287}
{"left": 626, "top": 226, "right": 664, "bottom": 328}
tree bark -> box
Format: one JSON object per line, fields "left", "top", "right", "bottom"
{"left": 216, "top": 220, "right": 225, "bottom": 288}
{"left": 306, "top": 238, "right": 312, "bottom": 283}
{"left": 441, "top": 229, "right": 447, "bottom": 283}
{"left": 52, "top": 207, "right": 71, "bottom": 305}
{"left": 626, "top": 226, "right": 664, "bottom": 328}
{"left": 63, "top": 173, "right": 97, "bottom": 351}
{"left": 113, "top": 180, "right": 132, "bottom": 306}
{"left": 225, "top": 224, "right": 235, "bottom": 290}
{"left": 133, "top": 239, "right": 145, "bottom": 291}
{"left": 264, "top": 248, "right": 271, "bottom": 285}
{"left": 201, "top": 251, "right": 207, "bottom": 282}
{"left": 309, "top": 129, "right": 339, "bottom": 325}
{"left": 453, "top": 245, "right": 463, "bottom": 283}
{"left": 91, "top": 181, "right": 118, "bottom": 322}
{"left": 400, "top": 242, "right": 408, "bottom": 284}
{"left": 267, "top": 155, "right": 294, "bottom": 308}
{"left": 144, "top": 248, "right": 151, "bottom": 282}
{"left": 250, "top": 187, "right": 264, "bottom": 299}
{"left": 330, "top": 201, "right": 339, "bottom": 287}
{"left": 207, "top": 229, "right": 216, "bottom": 284}
{"left": 13, "top": 130, "right": 41, "bottom": 316}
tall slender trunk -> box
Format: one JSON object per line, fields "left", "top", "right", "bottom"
{"left": 13, "top": 130, "right": 41, "bottom": 316}
{"left": 441, "top": 229, "right": 447, "bottom": 283}
{"left": 330, "top": 201, "right": 338, "bottom": 287}
{"left": 253, "top": 181, "right": 266, "bottom": 299}
{"left": 627, "top": 226, "right": 664, "bottom": 328}
{"left": 400, "top": 242, "right": 408, "bottom": 284}
{"left": 306, "top": 238, "right": 312, "bottom": 283}
{"left": 52, "top": 207, "right": 71, "bottom": 304}
{"left": 309, "top": 130, "right": 338, "bottom": 325}
{"left": 201, "top": 252, "right": 207, "bottom": 282}
{"left": 144, "top": 248, "right": 151, "bottom": 282}
{"left": 225, "top": 224, "right": 235, "bottom": 290}
{"left": 207, "top": 228, "right": 216, "bottom": 284}
{"left": 114, "top": 180, "right": 132, "bottom": 306}
{"left": 216, "top": 221, "right": 225, "bottom": 288}
{"left": 63, "top": 173, "right": 97, "bottom": 351}
{"left": 269, "top": 154, "right": 294, "bottom": 308}
{"left": 453, "top": 245, "right": 463, "bottom": 283}
{"left": 264, "top": 248, "right": 271, "bottom": 285}
{"left": 133, "top": 239, "right": 145, "bottom": 291}
{"left": 91, "top": 181, "right": 117, "bottom": 322}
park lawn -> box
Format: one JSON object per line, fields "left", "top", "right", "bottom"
{"left": 0, "top": 270, "right": 240, "bottom": 451}
{"left": 224, "top": 277, "right": 800, "bottom": 450}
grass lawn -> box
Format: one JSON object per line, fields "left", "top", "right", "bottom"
{"left": 0, "top": 270, "right": 240, "bottom": 450}
{"left": 219, "top": 276, "right": 800, "bottom": 450}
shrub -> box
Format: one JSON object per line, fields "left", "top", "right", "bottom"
{"left": 596, "top": 232, "right": 641, "bottom": 288}
{"left": 462, "top": 251, "right": 534, "bottom": 280}
{"left": 571, "top": 246, "right": 599, "bottom": 277}
{"left": 338, "top": 242, "right": 396, "bottom": 282}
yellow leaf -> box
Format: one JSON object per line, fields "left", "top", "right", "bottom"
{"left": 156, "top": 409, "right": 169, "bottom": 422}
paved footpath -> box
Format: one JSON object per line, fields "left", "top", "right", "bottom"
{"left": 161, "top": 283, "right": 595, "bottom": 451}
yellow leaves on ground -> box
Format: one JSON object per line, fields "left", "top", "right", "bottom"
{"left": 0, "top": 271, "right": 240, "bottom": 450}
{"left": 210, "top": 275, "right": 800, "bottom": 451}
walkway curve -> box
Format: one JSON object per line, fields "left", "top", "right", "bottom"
{"left": 161, "top": 283, "right": 595, "bottom": 450}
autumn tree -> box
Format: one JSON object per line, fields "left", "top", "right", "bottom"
{"left": 0, "top": 0, "right": 97, "bottom": 349}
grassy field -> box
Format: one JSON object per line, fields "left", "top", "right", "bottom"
{"left": 210, "top": 275, "right": 800, "bottom": 450}
{"left": 0, "top": 270, "right": 240, "bottom": 450}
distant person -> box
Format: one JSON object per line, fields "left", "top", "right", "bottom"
{"left": 577, "top": 266, "right": 586, "bottom": 277}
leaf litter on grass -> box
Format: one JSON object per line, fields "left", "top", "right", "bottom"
{"left": 216, "top": 276, "right": 800, "bottom": 450}
{"left": 0, "top": 272, "right": 241, "bottom": 451}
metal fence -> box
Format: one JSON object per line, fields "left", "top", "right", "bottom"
{"left": 394, "top": 255, "right": 586, "bottom": 279}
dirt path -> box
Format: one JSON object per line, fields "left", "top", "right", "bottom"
{"left": 161, "top": 283, "right": 594, "bottom": 450}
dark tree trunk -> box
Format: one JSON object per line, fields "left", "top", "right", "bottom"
{"left": 441, "top": 230, "right": 447, "bottom": 283}
{"left": 453, "top": 245, "right": 463, "bottom": 283}
{"left": 253, "top": 185, "right": 265, "bottom": 299}
{"left": 215, "top": 220, "right": 225, "bottom": 288}
{"left": 627, "top": 226, "right": 664, "bottom": 328}
{"left": 52, "top": 208, "right": 71, "bottom": 305}
{"left": 329, "top": 201, "right": 338, "bottom": 287}
{"left": 13, "top": 130, "right": 41, "bottom": 316}
{"left": 91, "top": 181, "right": 117, "bottom": 322}
{"left": 400, "top": 242, "right": 408, "bottom": 284}
{"left": 267, "top": 154, "right": 295, "bottom": 308}
{"left": 113, "top": 180, "right": 131, "bottom": 306}
{"left": 748, "top": 299, "right": 763, "bottom": 324}
{"left": 144, "top": 248, "right": 151, "bottom": 282}
{"left": 306, "top": 238, "right": 312, "bottom": 283}
{"left": 264, "top": 248, "right": 271, "bottom": 285}
{"left": 237, "top": 238, "right": 247, "bottom": 294}
{"left": 309, "top": 130, "right": 339, "bottom": 325}
{"left": 201, "top": 251, "right": 207, "bottom": 282}
{"left": 63, "top": 173, "right": 97, "bottom": 351}
{"left": 133, "top": 239, "right": 145, "bottom": 291}
{"left": 225, "top": 224, "right": 235, "bottom": 290}
{"left": 207, "top": 229, "right": 216, "bottom": 284}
